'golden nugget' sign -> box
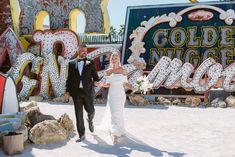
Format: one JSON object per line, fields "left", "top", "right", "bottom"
{"left": 122, "top": 2, "right": 235, "bottom": 70}
{"left": 150, "top": 26, "right": 235, "bottom": 67}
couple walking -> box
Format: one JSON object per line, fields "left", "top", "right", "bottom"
{"left": 65, "top": 44, "right": 133, "bottom": 144}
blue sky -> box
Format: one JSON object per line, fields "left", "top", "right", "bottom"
{"left": 107, "top": 0, "right": 215, "bottom": 29}
{"left": 44, "top": 0, "right": 219, "bottom": 33}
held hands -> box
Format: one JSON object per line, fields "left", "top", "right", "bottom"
{"left": 94, "top": 81, "right": 100, "bottom": 86}
{"left": 94, "top": 81, "right": 110, "bottom": 88}
{"left": 103, "top": 83, "right": 111, "bottom": 88}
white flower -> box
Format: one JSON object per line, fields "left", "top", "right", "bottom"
{"left": 135, "top": 75, "right": 153, "bottom": 94}
{"left": 140, "top": 81, "right": 153, "bottom": 94}
{"left": 85, "top": 60, "right": 91, "bottom": 66}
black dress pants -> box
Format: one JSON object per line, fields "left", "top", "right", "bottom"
{"left": 72, "top": 89, "right": 95, "bottom": 138}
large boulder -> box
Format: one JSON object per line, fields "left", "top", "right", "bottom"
{"left": 26, "top": 109, "right": 56, "bottom": 127}
{"left": 21, "top": 101, "right": 56, "bottom": 127}
{"left": 185, "top": 97, "right": 201, "bottom": 107}
{"left": 29, "top": 120, "right": 68, "bottom": 144}
{"left": 225, "top": 95, "right": 235, "bottom": 107}
{"left": 58, "top": 114, "right": 74, "bottom": 136}
{"left": 128, "top": 95, "right": 149, "bottom": 106}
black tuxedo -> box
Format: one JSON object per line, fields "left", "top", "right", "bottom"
{"left": 66, "top": 58, "right": 99, "bottom": 137}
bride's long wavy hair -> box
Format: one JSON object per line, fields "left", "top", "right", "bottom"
{"left": 108, "top": 51, "right": 122, "bottom": 69}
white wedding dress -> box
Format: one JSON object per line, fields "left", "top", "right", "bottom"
{"left": 99, "top": 73, "right": 128, "bottom": 137}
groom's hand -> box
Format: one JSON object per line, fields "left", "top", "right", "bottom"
{"left": 103, "top": 83, "right": 110, "bottom": 88}
{"left": 64, "top": 92, "right": 70, "bottom": 103}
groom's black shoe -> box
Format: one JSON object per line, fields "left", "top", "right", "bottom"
{"left": 76, "top": 135, "right": 85, "bottom": 142}
{"left": 87, "top": 119, "right": 94, "bottom": 133}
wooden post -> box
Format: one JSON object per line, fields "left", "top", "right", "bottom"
{"left": 204, "top": 75, "right": 209, "bottom": 103}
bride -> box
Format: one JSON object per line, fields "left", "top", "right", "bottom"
{"left": 95, "top": 52, "right": 133, "bottom": 144}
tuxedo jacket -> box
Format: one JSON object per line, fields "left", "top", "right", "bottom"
{"left": 66, "top": 58, "right": 99, "bottom": 97}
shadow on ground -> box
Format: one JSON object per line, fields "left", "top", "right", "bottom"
{"left": 82, "top": 133, "right": 185, "bottom": 157}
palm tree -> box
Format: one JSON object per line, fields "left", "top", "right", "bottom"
{"left": 110, "top": 26, "right": 117, "bottom": 37}
{"left": 109, "top": 26, "right": 117, "bottom": 42}
{"left": 118, "top": 25, "right": 125, "bottom": 36}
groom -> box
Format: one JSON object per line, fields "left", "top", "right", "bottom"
{"left": 65, "top": 44, "right": 99, "bottom": 142}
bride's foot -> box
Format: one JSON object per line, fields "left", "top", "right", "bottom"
{"left": 113, "top": 135, "right": 118, "bottom": 145}
{"left": 112, "top": 135, "right": 120, "bottom": 145}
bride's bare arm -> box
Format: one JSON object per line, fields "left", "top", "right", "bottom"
{"left": 94, "top": 69, "right": 111, "bottom": 88}
{"left": 94, "top": 82, "right": 110, "bottom": 88}
{"left": 121, "top": 68, "right": 134, "bottom": 91}
{"left": 124, "top": 82, "right": 134, "bottom": 90}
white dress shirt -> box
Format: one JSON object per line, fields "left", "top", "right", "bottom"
{"left": 78, "top": 60, "right": 84, "bottom": 88}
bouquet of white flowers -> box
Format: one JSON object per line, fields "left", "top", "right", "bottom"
{"left": 134, "top": 75, "right": 153, "bottom": 94}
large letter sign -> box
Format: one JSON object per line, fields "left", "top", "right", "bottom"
{"left": 122, "top": 2, "right": 235, "bottom": 70}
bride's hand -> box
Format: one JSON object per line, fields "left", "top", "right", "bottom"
{"left": 103, "top": 83, "right": 110, "bottom": 88}
{"left": 131, "top": 87, "right": 138, "bottom": 93}
{"left": 94, "top": 81, "right": 101, "bottom": 86}
{"left": 132, "top": 87, "right": 138, "bottom": 91}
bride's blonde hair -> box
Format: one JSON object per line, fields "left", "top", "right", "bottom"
{"left": 109, "top": 51, "right": 121, "bottom": 68}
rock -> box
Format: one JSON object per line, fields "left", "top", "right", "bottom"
{"left": 211, "top": 98, "right": 227, "bottom": 108}
{"left": 225, "top": 95, "right": 235, "bottom": 107}
{"left": 26, "top": 109, "right": 56, "bottom": 127}
{"left": 128, "top": 95, "right": 149, "bottom": 106}
{"left": 58, "top": 114, "right": 74, "bottom": 136}
{"left": 218, "top": 100, "right": 227, "bottom": 108}
{"left": 29, "top": 96, "right": 43, "bottom": 102}
{"left": 199, "top": 102, "right": 208, "bottom": 108}
{"left": 157, "top": 97, "right": 171, "bottom": 105}
{"left": 21, "top": 101, "right": 56, "bottom": 127}
{"left": 95, "top": 98, "right": 107, "bottom": 104}
{"left": 185, "top": 97, "right": 201, "bottom": 107}
{"left": 20, "top": 101, "right": 38, "bottom": 112}
{"left": 211, "top": 98, "right": 220, "bottom": 107}
{"left": 29, "top": 120, "right": 68, "bottom": 144}
{"left": 53, "top": 96, "right": 66, "bottom": 103}
{"left": 100, "top": 98, "right": 107, "bottom": 104}
{"left": 172, "top": 99, "right": 182, "bottom": 105}
{"left": 23, "top": 106, "right": 40, "bottom": 126}
{"left": 148, "top": 100, "right": 157, "bottom": 105}
{"left": 95, "top": 98, "right": 101, "bottom": 104}
{"left": 37, "top": 114, "right": 56, "bottom": 124}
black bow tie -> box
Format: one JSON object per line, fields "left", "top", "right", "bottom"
{"left": 78, "top": 58, "right": 86, "bottom": 62}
